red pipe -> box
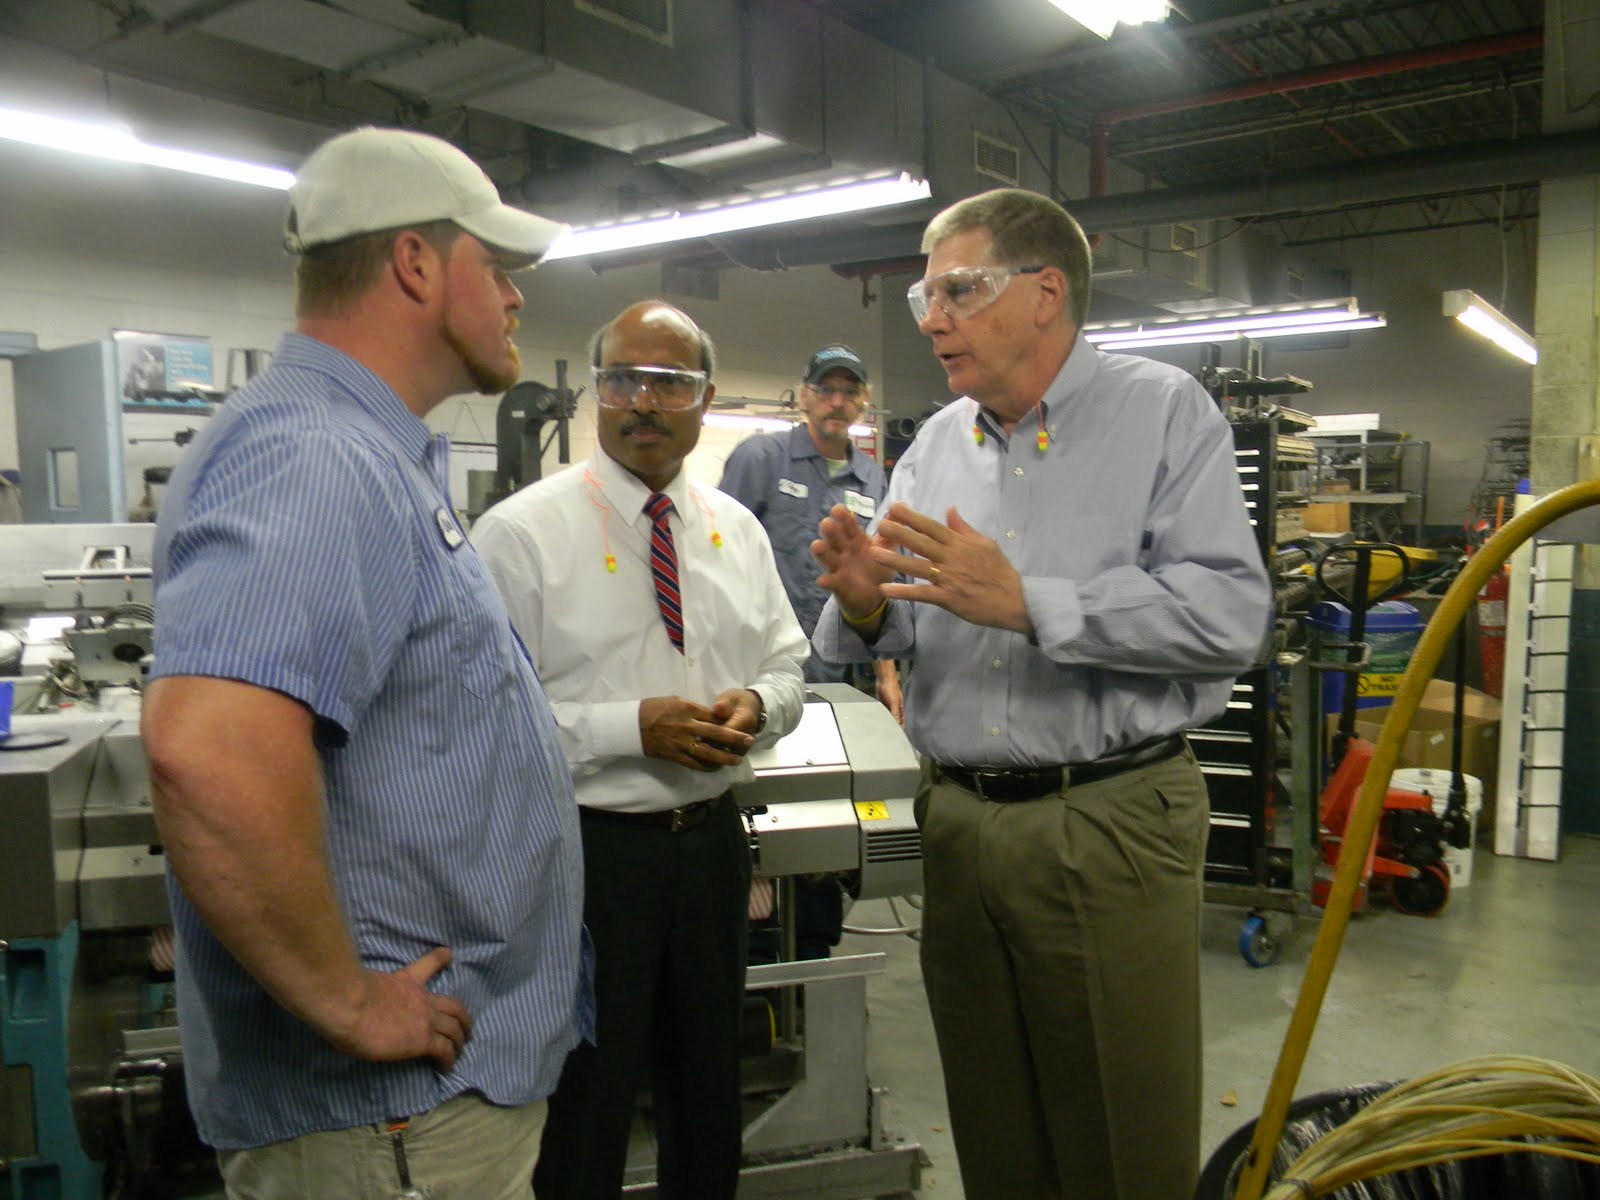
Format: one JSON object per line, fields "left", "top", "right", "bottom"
{"left": 1208, "top": 34, "right": 1365, "bottom": 159}
{"left": 1088, "top": 28, "right": 1543, "bottom": 197}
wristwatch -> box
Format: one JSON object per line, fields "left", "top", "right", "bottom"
{"left": 751, "top": 691, "right": 767, "bottom": 733}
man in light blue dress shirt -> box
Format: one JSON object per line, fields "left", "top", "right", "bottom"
{"left": 813, "top": 189, "right": 1272, "bottom": 1200}
{"left": 142, "top": 127, "right": 588, "bottom": 1200}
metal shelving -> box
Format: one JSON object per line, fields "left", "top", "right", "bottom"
{"left": 1306, "top": 429, "right": 1430, "bottom": 543}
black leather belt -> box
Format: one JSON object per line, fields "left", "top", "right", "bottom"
{"left": 936, "top": 735, "right": 1185, "bottom": 803}
{"left": 580, "top": 797, "right": 718, "bottom": 833}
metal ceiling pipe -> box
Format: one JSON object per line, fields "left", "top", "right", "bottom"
{"left": 1088, "top": 29, "right": 1544, "bottom": 198}
{"left": 565, "top": 126, "right": 1600, "bottom": 276}
{"left": 1069, "top": 126, "right": 1600, "bottom": 235}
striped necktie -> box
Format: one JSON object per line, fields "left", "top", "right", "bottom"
{"left": 645, "top": 492, "right": 684, "bottom": 653}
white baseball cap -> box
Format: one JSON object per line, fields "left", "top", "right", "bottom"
{"left": 284, "top": 126, "right": 567, "bottom": 265}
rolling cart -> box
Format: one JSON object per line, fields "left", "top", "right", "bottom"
{"left": 1195, "top": 415, "right": 1321, "bottom": 966}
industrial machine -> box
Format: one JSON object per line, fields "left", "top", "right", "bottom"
{"left": 1, "top": 525, "right": 925, "bottom": 1199}
{"left": 0, "top": 524, "right": 201, "bottom": 1198}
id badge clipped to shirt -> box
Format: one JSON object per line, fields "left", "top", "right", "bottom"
{"left": 841, "top": 490, "right": 876, "bottom": 521}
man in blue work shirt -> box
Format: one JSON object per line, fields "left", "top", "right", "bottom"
{"left": 720, "top": 345, "right": 901, "bottom": 961}
{"left": 141, "top": 127, "right": 588, "bottom": 1200}
{"left": 813, "top": 188, "right": 1272, "bottom": 1200}
{"left": 720, "top": 345, "right": 901, "bottom": 720}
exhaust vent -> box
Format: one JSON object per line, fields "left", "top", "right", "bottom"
{"left": 575, "top": 0, "right": 674, "bottom": 45}
{"left": 1285, "top": 268, "right": 1305, "bottom": 301}
{"left": 1171, "top": 223, "right": 1199, "bottom": 257}
{"left": 865, "top": 828, "right": 923, "bottom": 863}
{"left": 973, "top": 131, "right": 1021, "bottom": 186}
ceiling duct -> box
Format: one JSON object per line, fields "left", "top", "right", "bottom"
{"left": 1091, "top": 221, "right": 1217, "bottom": 306}
{"left": 132, "top": 0, "right": 940, "bottom": 228}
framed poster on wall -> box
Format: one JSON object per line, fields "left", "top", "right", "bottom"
{"left": 113, "top": 329, "right": 214, "bottom": 403}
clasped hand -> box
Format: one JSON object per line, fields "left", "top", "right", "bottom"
{"left": 639, "top": 690, "right": 760, "bottom": 771}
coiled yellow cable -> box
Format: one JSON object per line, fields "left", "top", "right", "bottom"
{"left": 1258, "top": 1056, "right": 1600, "bottom": 1198}
{"left": 1232, "top": 478, "right": 1600, "bottom": 1200}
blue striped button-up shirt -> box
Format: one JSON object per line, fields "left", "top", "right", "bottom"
{"left": 150, "top": 332, "right": 588, "bottom": 1149}
{"left": 815, "top": 336, "right": 1272, "bottom": 766}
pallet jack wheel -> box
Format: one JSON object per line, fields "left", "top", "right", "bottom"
{"left": 1391, "top": 862, "right": 1450, "bottom": 917}
{"left": 1238, "top": 914, "right": 1280, "bottom": 968}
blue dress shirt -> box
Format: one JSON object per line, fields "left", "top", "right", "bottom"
{"left": 814, "top": 336, "right": 1272, "bottom": 766}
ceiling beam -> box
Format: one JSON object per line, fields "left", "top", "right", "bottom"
{"left": 1064, "top": 127, "right": 1600, "bottom": 234}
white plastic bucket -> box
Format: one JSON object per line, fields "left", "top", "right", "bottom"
{"left": 1390, "top": 767, "right": 1484, "bottom": 889}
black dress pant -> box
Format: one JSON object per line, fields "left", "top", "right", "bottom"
{"left": 535, "top": 795, "right": 751, "bottom": 1200}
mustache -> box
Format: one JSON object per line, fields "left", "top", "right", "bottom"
{"left": 621, "top": 415, "right": 672, "bottom": 436}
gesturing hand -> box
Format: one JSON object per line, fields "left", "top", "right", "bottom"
{"left": 871, "top": 503, "right": 1033, "bottom": 636}
{"left": 812, "top": 503, "right": 895, "bottom": 619}
{"left": 640, "top": 695, "right": 755, "bottom": 772}
{"left": 324, "top": 947, "right": 473, "bottom": 1072}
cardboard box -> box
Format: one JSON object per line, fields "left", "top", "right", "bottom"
{"left": 1344, "top": 679, "right": 1501, "bottom": 818}
{"left": 1303, "top": 500, "right": 1351, "bottom": 533}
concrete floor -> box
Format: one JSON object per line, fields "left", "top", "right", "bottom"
{"left": 164, "top": 835, "right": 1599, "bottom": 1199}
{"left": 842, "top": 833, "right": 1600, "bottom": 1198}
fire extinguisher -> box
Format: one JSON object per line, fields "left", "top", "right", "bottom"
{"left": 1478, "top": 568, "right": 1510, "bottom": 698}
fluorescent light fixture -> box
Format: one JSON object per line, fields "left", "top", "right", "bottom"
{"left": 1085, "top": 297, "right": 1386, "bottom": 350}
{"left": 0, "top": 106, "right": 294, "bottom": 189}
{"left": 702, "top": 413, "right": 876, "bottom": 438}
{"left": 1442, "top": 289, "right": 1537, "bottom": 365}
{"left": 1306, "top": 412, "right": 1381, "bottom": 434}
{"left": 1044, "top": 0, "right": 1168, "bottom": 39}
{"left": 543, "top": 172, "right": 932, "bottom": 261}
{"left": 703, "top": 413, "right": 794, "bottom": 433}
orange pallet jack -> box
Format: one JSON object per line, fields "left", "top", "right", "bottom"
{"left": 1310, "top": 544, "right": 1467, "bottom": 917}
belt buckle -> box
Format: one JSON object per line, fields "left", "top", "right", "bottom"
{"left": 970, "top": 770, "right": 1003, "bottom": 802}
{"left": 670, "top": 805, "right": 693, "bottom": 832}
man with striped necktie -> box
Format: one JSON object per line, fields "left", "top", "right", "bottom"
{"left": 471, "top": 300, "right": 808, "bottom": 1200}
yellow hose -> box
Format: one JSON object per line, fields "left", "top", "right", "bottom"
{"left": 1231, "top": 477, "right": 1600, "bottom": 1200}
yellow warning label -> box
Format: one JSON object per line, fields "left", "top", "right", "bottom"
{"left": 1356, "top": 672, "right": 1402, "bottom": 699}
{"left": 854, "top": 801, "right": 890, "bottom": 821}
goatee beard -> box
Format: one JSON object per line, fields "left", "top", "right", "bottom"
{"left": 441, "top": 316, "right": 518, "bottom": 395}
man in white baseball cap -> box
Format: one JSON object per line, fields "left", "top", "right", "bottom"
{"left": 142, "top": 126, "right": 588, "bottom": 1199}
{"left": 285, "top": 125, "right": 566, "bottom": 265}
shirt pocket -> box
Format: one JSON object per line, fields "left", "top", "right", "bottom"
{"left": 769, "top": 482, "right": 821, "bottom": 551}
{"left": 443, "top": 548, "right": 519, "bottom": 700}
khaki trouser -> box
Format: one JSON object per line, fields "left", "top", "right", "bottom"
{"left": 218, "top": 1093, "right": 548, "bottom": 1200}
{"left": 917, "top": 746, "right": 1209, "bottom": 1200}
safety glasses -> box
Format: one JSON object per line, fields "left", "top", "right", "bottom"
{"left": 906, "top": 264, "right": 1046, "bottom": 324}
{"left": 592, "top": 364, "right": 709, "bottom": 409}
{"left": 805, "top": 382, "right": 866, "bottom": 403}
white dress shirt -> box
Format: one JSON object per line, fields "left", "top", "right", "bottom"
{"left": 471, "top": 447, "right": 809, "bottom": 813}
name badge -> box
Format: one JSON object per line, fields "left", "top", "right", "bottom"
{"left": 778, "top": 478, "right": 809, "bottom": 499}
{"left": 842, "top": 491, "right": 876, "bottom": 519}
{"left": 435, "top": 506, "right": 464, "bottom": 548}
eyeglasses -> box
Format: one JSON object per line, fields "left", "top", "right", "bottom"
{"left": 805, "top": 382, "right": 866, "bottom": 403}
{"left": 592, "top": 364, "right": 709, "bottom": 410}
{"left": 906, "top": 264, "right": 1046, "bottom": 324}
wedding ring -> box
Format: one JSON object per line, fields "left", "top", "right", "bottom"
{"left": 929, "top": 566, "right": 941, "bottom": 582}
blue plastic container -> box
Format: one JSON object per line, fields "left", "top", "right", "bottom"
{"left": 1306, "top": 600, "right": 1424, "bottom": 713}
{"left": 0, "top": 679, "right": 11, "bottom": 737}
